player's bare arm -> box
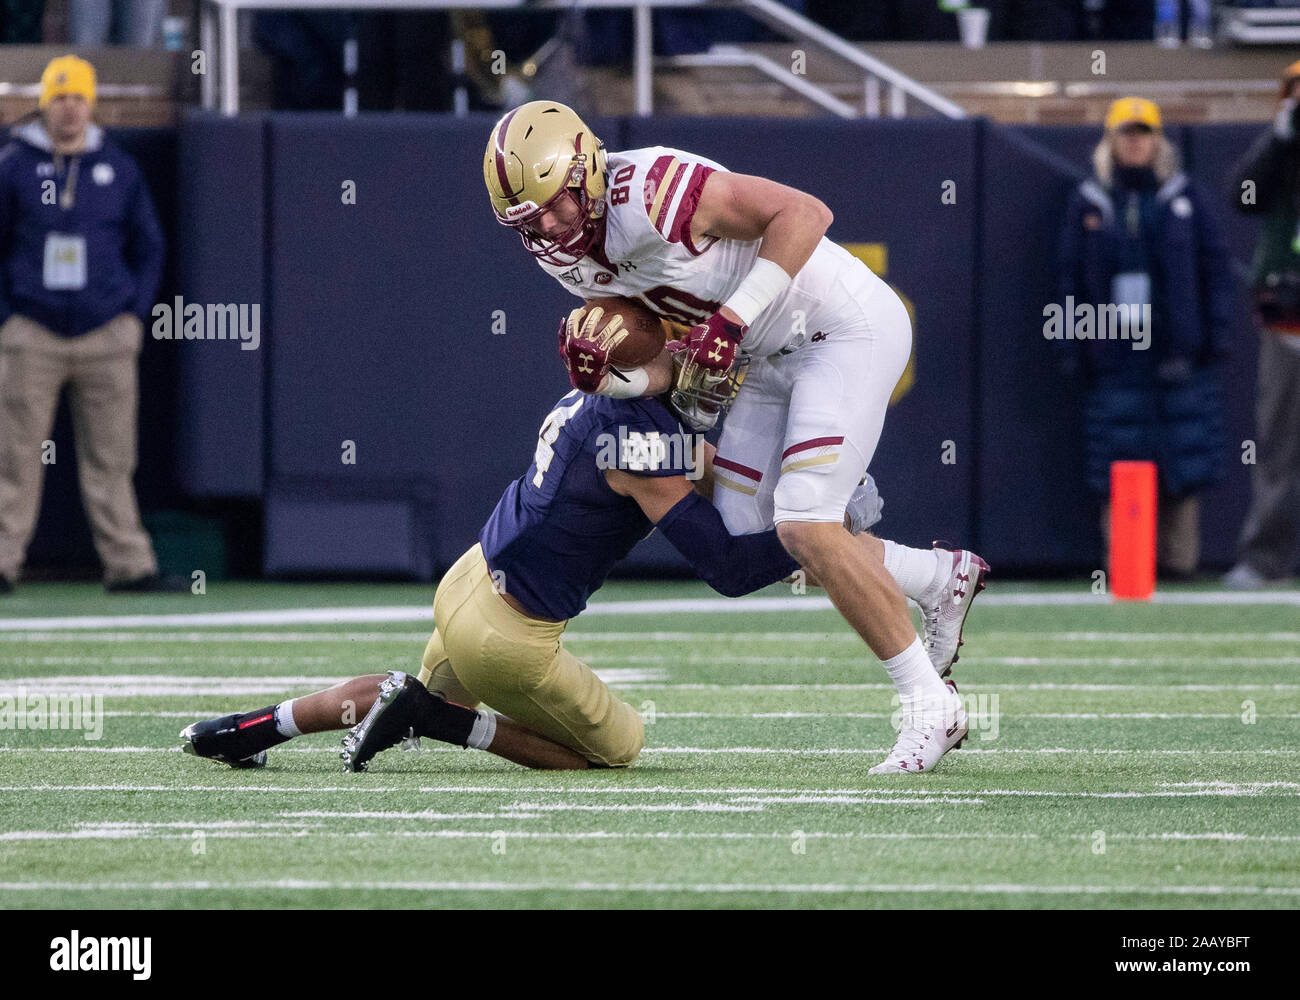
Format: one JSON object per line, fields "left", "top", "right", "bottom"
{"left": 604, "top": 465, "right": 694, "bottom": 520}
{"left": 690, "top": 171, "right": 834, "bottom": 293}
{"left": 672, "top": 173, "right": 833, "bottom": 379}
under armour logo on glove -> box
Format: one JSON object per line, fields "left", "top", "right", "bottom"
{"left": 684, "top": 312, "right": 746, "bottom": 375}
{"left": 560, "top": 304, "right": 630, "bottom": 393}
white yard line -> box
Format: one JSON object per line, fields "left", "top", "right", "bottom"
{"left": 1, "top": 589, "right": 1299, "bottom": 633}
{"left": 576, "top": 654, "right": 1300, "bottom": 666}
{"left": 4, "top": 827, "right": 1297, "bottom": 844}
{"left": 1, "top": 782, "right": 1294, "bottom": 797}
{"left": 83, "top": 710, "right": 1300, "bottom": 721}
{"left": 0, "top": 632, "right": 434, "bottom": 644}
{"left": 0, "top": 879, "right": 1295, "bottom": 896}
{"left": 0, "top": 667, "right": 665, "bottom": 696}
{"left": 5, "top": 677, "right": 1299, "bottom": 696}
{"left": 621, "top": 683, "right": 1300, "bottom": 691}
{"left": 2, "top": 629, "right": 1296, "bottom": 644}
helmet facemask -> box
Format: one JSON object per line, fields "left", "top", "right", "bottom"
{"left": 667, "top": 347, "right": 750, "bottom": 432}
{"left": 499, "top": 161, "right": 606, "bottom": 267}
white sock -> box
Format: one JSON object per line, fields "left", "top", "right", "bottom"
{"left": 467, "top": 711, "right": 497, "bottom": 750}
{"left": 881, "top": 540, "right": 947, "bottom": 601}
{"left": 273, "top": 699, "right": 302, "bottom": 738}
{"left": 881, "top": 637, "right": 952, "bottom": 725}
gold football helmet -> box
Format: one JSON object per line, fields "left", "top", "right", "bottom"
{"left": 483, "top": 101, "right": 608, "bottom": 266}
{"left": 668, "top": 346, "right": 749, "bottom": 432}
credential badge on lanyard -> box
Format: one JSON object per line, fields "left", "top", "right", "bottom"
{"left": 43, "top": 233, "right": 87, "bottom": 290}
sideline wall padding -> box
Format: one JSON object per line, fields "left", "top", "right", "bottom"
{"left": 175, "top": 111, "right": 267, "bottom": 499}
{"left": 155, "top": 114, "right": 1270, "bottom": 578}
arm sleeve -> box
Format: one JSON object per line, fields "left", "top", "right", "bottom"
{"left": 126, "top": 165, "right": 165, "bottom": 321}
{"left": 1229, "top": 129, "right": 1289, "bottom": 216}
{"left": 655, "top": 489, "right": 799, "bottom": 598}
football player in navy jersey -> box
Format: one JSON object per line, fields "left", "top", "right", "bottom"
{"left": 180, "top": 349, "right": 885, "bottom": 773}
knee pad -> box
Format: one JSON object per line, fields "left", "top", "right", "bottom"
{"left": 774, "top": 472, "right": 832, "bottom": 524}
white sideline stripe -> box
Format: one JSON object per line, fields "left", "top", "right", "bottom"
{"left": 624, "top": 683, "right": 1300, "bottom": 692}
{"left": 0, "top": 608, "right": 438, "bottom": 630}
{"left": 1026, "top": 632, "right": 1300, "bottom": 643}
{"left": 579, "top": 654, "right": 1300, "bottom": 667}
{"left": 15, "top": 651, "right": 1295, "bottom": 667}
{"left": 1, "top": 589, "right": 1299, "bottom": 631}
{"left": 0, "top": 667, "right": 665, "bottom": 697}
{"left": 1, "top": 783, "right": 1294, "bottom": 799}
{"left": 0, "top": 879, "right": 1296, "bottom": 897}
{"left": 0, "top": 631, "right": 436, "bottom": 644}
{"left": 0, "top": 656, "right": 333, "bottom": 666}
{"left": 2, "top": 629, "right": 1297, "bottom": 645}
{"left": 659, "top": 712, "right": 1297, "bottom": 720}
{"left": 6, "top": 677, "right": 1298, "bottom": 696}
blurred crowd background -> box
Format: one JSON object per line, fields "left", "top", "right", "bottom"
{"left": 1, "top": 2, "right": 1298, "bottom": 591}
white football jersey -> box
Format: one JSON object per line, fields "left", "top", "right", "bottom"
{"left": 535, "top": 146, "right": 890, "bottom": 359}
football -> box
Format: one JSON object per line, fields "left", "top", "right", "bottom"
{"left": 585, "top": 295, "right": 670, "bottom": 367}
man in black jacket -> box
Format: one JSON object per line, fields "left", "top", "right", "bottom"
{"left": 1224, "top": 61, "right": 1300, "bottom": 589}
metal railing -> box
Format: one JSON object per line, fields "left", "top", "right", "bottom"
{"left": 197, "top": 0, "right": 966, "bottom": 118}
{"left": 1223, "top": 5, "right": 1300, "bottom": 44}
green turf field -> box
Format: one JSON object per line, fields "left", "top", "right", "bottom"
{"left": 1, "top": 580, "right": 1298, "bottom": 909}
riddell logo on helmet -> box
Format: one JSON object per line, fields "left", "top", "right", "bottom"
{"left": 504, "top": 202, "right": 539, "bottom": 220}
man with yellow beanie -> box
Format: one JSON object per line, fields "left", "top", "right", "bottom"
{"left": 0, "top": 55, "right": 179, "bottom": 593}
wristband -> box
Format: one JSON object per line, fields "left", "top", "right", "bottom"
{"left": 722, "top": 257, "right": 793, "bottom": 327}
{"left": 601, "top": 364, "right": 651, "bottom": 399}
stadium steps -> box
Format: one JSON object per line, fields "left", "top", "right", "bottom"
{"left": 620, "top": 41, "right": 1291, "bottom": 122}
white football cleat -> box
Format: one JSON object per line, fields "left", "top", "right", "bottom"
{"left": 868, "top": 681, "right": 968, "bottom": 775}
{"left": 918, "top": 544, "right": 989, "bottom": 678}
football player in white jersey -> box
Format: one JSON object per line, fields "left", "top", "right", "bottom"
{"left": 483, "top": 101, "right": 988, "bottom": 774}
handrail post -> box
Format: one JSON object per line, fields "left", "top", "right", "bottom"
{"left": 889, "top": 83, "right": 905, "bottom": 118}
{"left": 864, "top": 75, "right": 880, "bottom": 118}
{"left": 634, "top": 4, "right": 653, "bottom": 116}
{"left": 200, "top": 0, "right": 215, "bottom": 110}
{"left": 219, "top": 0, "right": 239, "bottom": 115}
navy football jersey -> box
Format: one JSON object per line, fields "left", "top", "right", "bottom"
{"left": 479, "top": 390, "right": 698, "bottom": 621}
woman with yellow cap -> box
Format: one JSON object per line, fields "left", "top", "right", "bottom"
{"left": 1057, "top": 96, "right": 1235, "bottom": 580}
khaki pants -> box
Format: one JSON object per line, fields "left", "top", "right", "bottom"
{"left": 0, "top": 313, "right": 157, "bottom": 585}
{"left": 1237, "top": 331, "right": 1300, "bottom": 579}
{"left": 416, "top": 544, "right": 645, "bottom": 767}
{"left": 1102, "top": 493, "right": 1201, "bottom": 577}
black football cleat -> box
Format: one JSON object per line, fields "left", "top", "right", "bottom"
{"left": 180, "top": 713, "right": 273, "bottom": 768}
{"left": 107, "top": 573, "right": 192, "bottom": 594}
{"left": 341, "top": 671, "right": 441, "bottom": 773}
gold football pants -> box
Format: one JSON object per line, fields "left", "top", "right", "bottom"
{"left": 417, "top": 544, "right": 644, "bottom": 767}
